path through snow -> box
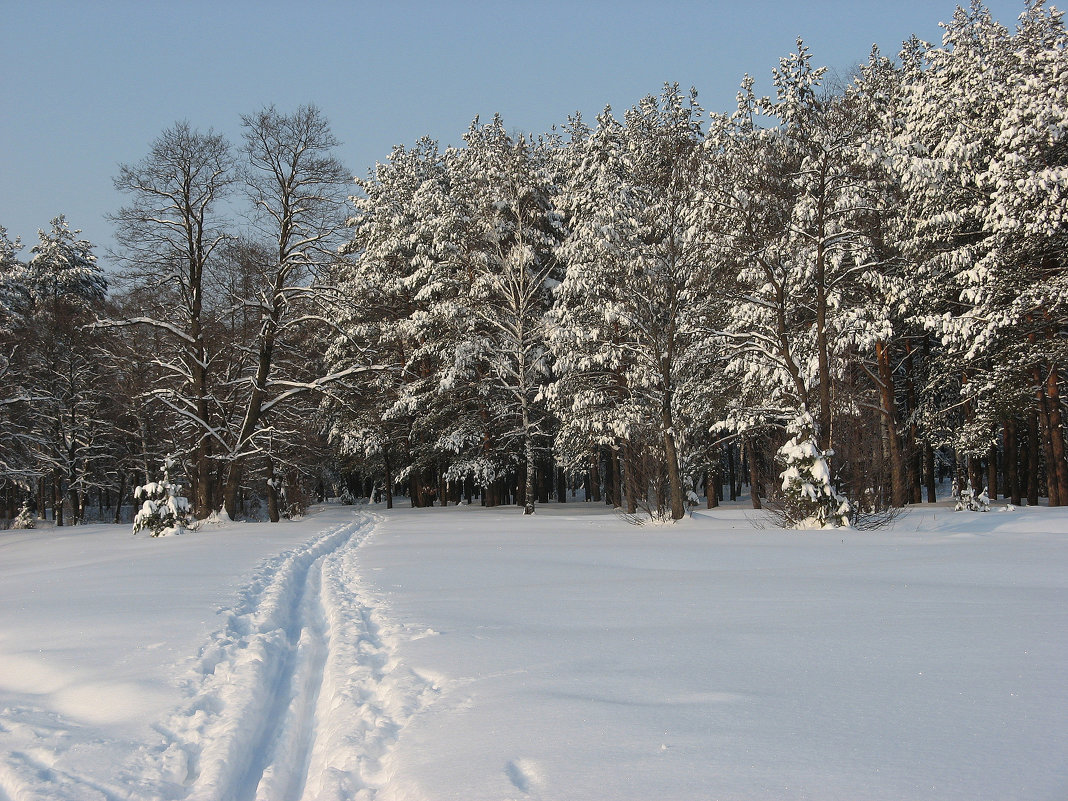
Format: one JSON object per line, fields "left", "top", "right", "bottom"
{"left": 0, "top": 510, "right": 435, "bottom": 801}
{"left": 125, "top": 511, "right": 438, "bottom": 801}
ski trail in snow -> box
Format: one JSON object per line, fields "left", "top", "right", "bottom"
{"left": 123, "top": 510, "right": 437, "bottom": 801}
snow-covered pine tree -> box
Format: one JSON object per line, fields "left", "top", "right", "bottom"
{"left": 13, "top": 500, "right": 35, "bottom": 529}
{"left": 132, "top": 458, "right": 197, "bottom": 536}
{"left": 706, "top": 42, "right": 889, "bottom": 509}
{"left": 328, "top": 137, "right": 460, "bottom": 507}
{"left": 449, "top": 117, "right": 563, "bottom": 514}
{"left": 890, "top": 1, "right": 1068, "bottom": 505}
{"left": 776, "top": 411, "right": 851, "bottom": 528}
{"left": 0, "top": 226, "right": 34, "bottom": 488}
{"left": 551, "top": 86, "right": 713, "bottom": 520}
{"left": 21, "top": 217, "right": 109, "bottom": 524}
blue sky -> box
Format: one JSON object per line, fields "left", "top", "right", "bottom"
{"left": 1, "top": 0, "right": 1028, "bottom": 265}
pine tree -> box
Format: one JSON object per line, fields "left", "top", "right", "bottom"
{"left": 328, "top": 137, "right": 454, "bottom": 507}
{"left": 21, "top": 217, "right": 109, "bottom": 524}
{"left": 776, "top": 411, "right": 851, "bottom": 528}
{"left": 552, "top": 86, "right": 712, "bottom": 520}
{"left": 451, "top": 117, "right": 563, "bottom": 514}
{"left": 132, "top": 457, "right": 196, "bottom": 536}
{"left": 892, "top": 0, "right": 1068, "bottom": 504}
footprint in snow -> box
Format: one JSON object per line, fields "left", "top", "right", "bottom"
{"left": 506, "top": 757, "right": 543, "bottom": 795}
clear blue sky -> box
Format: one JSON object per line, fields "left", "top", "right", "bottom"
{"left": 1, "top": 0, "right": 1029, "bottom": 266}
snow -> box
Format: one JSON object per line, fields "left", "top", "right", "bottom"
{"left": 1, "top": 501, "right": 1066, "bottom": 800}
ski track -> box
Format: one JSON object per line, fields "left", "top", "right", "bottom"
{"left": 119, "top": 510, "right": 438, "bottom": 801}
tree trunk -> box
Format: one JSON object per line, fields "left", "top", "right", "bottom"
{"left": 223, "top": 463, "right": 242, "bottom": 520}
{"left": 1005, "top": 419, "right": 1021, "bottom": 506}
{"left": 904, "top": 341, "right": 922, "bottom": 503}
{"left": 706, "top": 460, "right": 719, "bottom": 509}
{"left": 727, "top": 443, "right": 737, "bottom": 501}
{"left": 54, "top": 472, "right": 63, "bottom": 526}
{"left": 68, "top": 482, "right": 80, "bottom": 526}
{"left": 1028, "top": 410, "right": 1040, "bottom": 506}
{"left": 662, "top": 399, "right": 685, "bottom": 520}
{"left": 987, "top": 436, "right": 999, "bottom": 502}
{"left": 814, "top": 188, "right": 833, "bottom": 455}
{"left": 624, "top": 441, "right": 639, "bottom": 515}
{"left": 523, "top": 432, "right": 536, "bottom": 515}
{"left": 113, "top": 472, "right": 127, "bottom": 524}
{"left": 1046, "top": 366, "right": 1068, "bottom": 505}
{"left": 876, "top": 341, "right": 906, "bottom": 506}
{"left": 1034, "top": 367, "right": 1060, "bottom": 506}
{"left": 745, "top": 437, "right": 762, "bottom": 510}
{"left": 194, "top": 444, "right": 214, "bottom": 520}
{"left": 968, "top": 454, "right": 983, "bottom": 498}
{"left": 265, "top": 458, "right": 280, "bottom": 523}
{"left": 924, "top": 442, "right": 937, "bottom": 504}
{"left": 589, "top": 452, "right": 601, "bottom": 503}
{"left": 383, "top": 447, "right": 394, "bottom": 510}
{"left": 556, "top": 466, "right": 566, "bottom": 504}
{"left": 604, "top": 449, "right": 618, "bottom": 507}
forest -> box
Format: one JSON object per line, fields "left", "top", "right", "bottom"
{"left": 1, "top": 1, "right": 1066, "bottom": 526}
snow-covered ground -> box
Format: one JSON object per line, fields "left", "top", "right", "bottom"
{"left": 1, "top": 500, "right": 1065, "bottom": 800}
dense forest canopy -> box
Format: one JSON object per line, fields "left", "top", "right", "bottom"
{"left": 2, "top": 1, "right": 1066, "bottom": 526}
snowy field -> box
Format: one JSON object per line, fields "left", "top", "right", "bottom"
{"left": 1, "top": 501, "right": 1066, "bottom": 800}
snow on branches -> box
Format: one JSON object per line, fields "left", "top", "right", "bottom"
{"left": 132, "top": 458, "right": 197, "bottom": 537}
{"left": 775, "top": 412, "right": 851, "bottom": 528}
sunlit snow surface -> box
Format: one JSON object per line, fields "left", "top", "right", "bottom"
{"left": 1, "top": 501, "right": 1065, "bottom": 800}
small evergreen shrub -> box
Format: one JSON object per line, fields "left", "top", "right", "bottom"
{"left": 13, "top": 501, "right": 35, "bottom": 530}
{"left": 132, "top": 458, "right": 197, "bottom": 537}
{"left": 775, "top": 412, "right": 852, "bottom": 529}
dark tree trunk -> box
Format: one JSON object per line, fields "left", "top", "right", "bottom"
{"left": 1046, "top": 366, "right": 1068, "bottom": 505}
{"left": 604, "top": 450, "right": 618, "bottom": 507}
{"left": 987, "top": 435, "right": 999, "bottom": 502}
{"left": 54, "top": 472, "right": 63, "bottom": 526}
{"left": 589, "top": 452, "right": 601, "bottom": 503}
{"left": 624, "top": 441, "right": 639, "bottom": 515}
{"left": 727, "top": 443, "right": 737, "bottom": 501}
{"left": 663, "top": 429, "right": 685, "bottom": 521}
{"left": 556, "top": 467, "right": 566, "bottom": 504}
{"left": 746, "top": 437, "right": 762, "bottom": 510}
{"left": 1035, "top": 368, "right": 1060, "bottom": 505}
{"left": 383, "top": 447, "right": 394, "bottom": 509}
{"left": 968, "top": 454, "right": 984, "bottom": 498}
{"left": 1005, "top": 419, "right": 1021, "bottom": 505}
{"left": 265, "top": 458, "right": 281, "bottom": 523}
{"left": 1027, "top": 410, "right": 1040, "bottom": 506}
{"left": 924, "top": 442, "right": 937, "bottom": 503}
{"left": 876, "top": 341, "right": 906, "bottom": 506}
{"left": 904, "top": 341, "right": 922, "bottom": 503}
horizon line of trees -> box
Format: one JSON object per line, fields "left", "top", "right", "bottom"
{"left": 2, "top": 1, "right": 1066, "bottom": 525}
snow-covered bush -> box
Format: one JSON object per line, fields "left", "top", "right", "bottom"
{"left": 774, "top": 412, "right": 851, "bottom": 529}
{"left": 12, "top": 501, "right": 35, "bottom": 530}
{"left": 132, "top": 458, "right": 197, "bottom": 537}
{"left": 953, "top": 480, "right": 990, "bottom": 512}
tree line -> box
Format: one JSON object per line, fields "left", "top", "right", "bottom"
{"left": 2, "top": 1, "right": 1065, "bottom": 525}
